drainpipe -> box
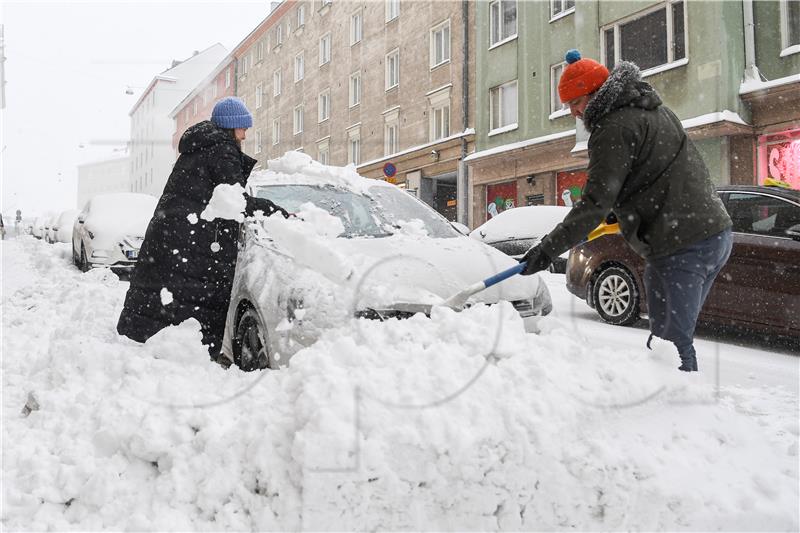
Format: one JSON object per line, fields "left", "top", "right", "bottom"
{"left": 742, "top": 0, "right": 761, "bottom": 82}
{"left": 457, "top": 0, "right": 470, "bottom": 225}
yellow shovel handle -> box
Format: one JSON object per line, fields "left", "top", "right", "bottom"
{"left": 586, "top": 221, "right": 620, "bottom": 242}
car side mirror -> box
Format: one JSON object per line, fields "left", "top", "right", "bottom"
{"left": 786, "top": 224, "right": 800, "bottom": 241}
{"left": 450, "top": 221, "right": 470, "bottom": 235}
{"left": 78, "top": 215, "right": 85, "bottom": 224}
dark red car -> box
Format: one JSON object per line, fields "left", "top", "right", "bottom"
{"left": 566, "top": 185, "right": 800, "bottom": 339}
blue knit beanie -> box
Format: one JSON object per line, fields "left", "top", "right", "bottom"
{"left": 211, "top": 97, "right": 253, "bottom": 129}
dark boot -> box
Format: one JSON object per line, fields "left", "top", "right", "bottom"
{"left": 677, "top": 343, "right": 698, "bottom": 372}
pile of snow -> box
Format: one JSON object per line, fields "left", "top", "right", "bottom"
{"left": 201, "top": 183, "right": 247, "bottom": 223}
{"left": 249, "top": 151, "right": 394, "bottom": 194}
{"left": 2, "top": 237, "right": 798, "bottom": 530}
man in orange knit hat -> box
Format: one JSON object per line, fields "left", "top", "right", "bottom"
{"left": 518, "top": 50, "right": 732, "bottom": 372}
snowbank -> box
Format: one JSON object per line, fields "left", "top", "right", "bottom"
{"left": 2, "top": 237, "right": 798, "bottom": 531}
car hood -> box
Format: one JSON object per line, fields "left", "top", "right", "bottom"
{"left": 328, "top": 234, "right": 542, "bottom": 308}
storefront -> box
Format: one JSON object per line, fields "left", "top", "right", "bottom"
{"left": 758, "top": 130, "right": 800, "bottom": 188}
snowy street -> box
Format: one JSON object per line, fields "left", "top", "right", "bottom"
{"left": 2, "top": 236, "right": 798, "bottom": 530}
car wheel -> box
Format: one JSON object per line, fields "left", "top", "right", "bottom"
{"left": 233, "top": 306, "right": 270, "bottom": 371}
{"left": 592, "top": 265, "right": 640, "bottom": 326}
{"left": 79, "top": 244, "right": 90, "bottom": 273}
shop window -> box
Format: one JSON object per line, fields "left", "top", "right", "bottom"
{"left": 486, "top": 181, "right": 517, "bottom": 219}
{"left": 489, "top": 0, "right": 517, "bottom": 47}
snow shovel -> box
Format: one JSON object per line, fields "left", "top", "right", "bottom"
{"left": 440, "top": 220, "right": 621, "bottom": 310}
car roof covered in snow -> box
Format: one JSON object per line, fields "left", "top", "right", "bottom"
{"left": 248, "top": 151, "right": 395, "bottom": 195}
{"left": 470, "top": 205, "right": 571, "bottom": 243}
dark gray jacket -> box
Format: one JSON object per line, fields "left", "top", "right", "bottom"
{"left": 540, "top": 62, "right": 731, "bottom": 260}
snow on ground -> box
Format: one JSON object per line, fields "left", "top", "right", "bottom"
{"left": 2, "top": 236, "right": 798, "bottom": 531}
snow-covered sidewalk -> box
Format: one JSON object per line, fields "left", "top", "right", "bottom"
{"left": 2, "top": 237, "right": 798, "bottom": 530}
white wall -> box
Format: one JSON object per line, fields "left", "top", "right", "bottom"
{"left": 129, "top": 44, "right": 228, "bottom": 197}
{"left": 76, "top": 156, "right": 131, "bottom": 209}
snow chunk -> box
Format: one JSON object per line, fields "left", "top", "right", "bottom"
{"left": 187, "top": 212, "right": 198, "bottom": 224}
{"left": 201, "top": 183, "right": 246, "bottom": 223}
{"left": 160, "top": 287, "right": 173, "bottom": 306}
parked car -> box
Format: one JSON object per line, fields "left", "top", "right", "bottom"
{"left": 31, "top": 216, "right": 47, "bottom": 239}
{"left": 221, "top": 165, "right": 553, "bottom": 371}
{"left": 44, "top": 214, "right": 60, "bottom": 243}
{"left": 469, "top": 205, "right": 572, "bottom": 272}
{"left": 51, "top": 209, "right": 80, "bottom": 243}
{"left": 565, "top": 185, "right": 800, "bottom": 338}
{"left": 72, "top": 193, "right": 157, "bottom": 273}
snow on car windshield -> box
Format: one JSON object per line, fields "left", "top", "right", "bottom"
{"left": 255, "top": 184, "right": 460, "bottom": 239}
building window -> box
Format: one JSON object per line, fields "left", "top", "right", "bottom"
{"left": 211, "top": 83, "right": 217, "bottom": 99}
{"left": 430, "top": 20, "right": 451, "bottom": 68}
{"left": 348, "top": 128, "right": 361, "bottom": 165}
{"left": 297, "top": 4, "right": 306, "bottom": 27}
{"left": 274, "top": 68, "right": 282, "bottom": 96}
{"left": 320, "top": 33, "right": 332, "bottom": 65}
{"left": 321, "top": 0, "right": 332, "bottom": 7}
{"left": 386, "top": 49, "right": 400, "bottom": 90}
{"left": 349, "top": 71, "right": 361, "bottom": 107}
{"left": 275, "top": 24, "right": 284, "bottom": 48}
{"left": 550, "top": 0, "right": 575, "bottom": 19}
{"left": 255, "top": 130, "right": 263, "bottom": 154}
{"left": 490, "top": 80, "right": 518, "bottom": 132}
{"left": 257, "top": 41, "right": 265, "bottom": 62}
{"left": 193, "top": 100, "right": 198, "bottom": 116}
{"left": 294, "top": 105, "right": 304, "bottom": 134}
{"left": 489, "top": 0, "right": 517, "bottom": 47}
{"left": 351, "top": 9, "right": 363, "bottom": 45}
{"left": 255, "top": 82, "right": 264, "bottom": 109}
{"left": 386, "top": 0, "right": 399, "bottom": 22}
{"left": 431, "top": 104, "right": 450, "bottom": 141}
{"left": 272, "top": 118, "right": 281, "bottom": 145}
{"left": 602, "top": 0, "right": 686, "bottom": 72}
{"left": 781, "top": 0, "right": 800, "bottom": 53}
{"left": 225, "top": 67, "right": 231, "bottom": 88}
{"left": 550, "top": 63, "right": 569, "bottom": 116}
{"left": 384, "top": 116, "right": 399, "bottom": 156}
{"left": 318, "top": 89, "right": 331, "bottom": 122}
{"left": 318, "top": 138, "right": 330, "bottom": 164}
{"left": 294, "top": 52, "right": 305, "bottom": 82}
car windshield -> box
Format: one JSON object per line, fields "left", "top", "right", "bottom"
{"left": 255, "top": 184, "right": 459, "bottom": 239}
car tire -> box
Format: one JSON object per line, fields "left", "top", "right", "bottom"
{"left": 233, "top": 306, "right": 270, "bottom": 372}
{"left": 592, "top": 265, "right": 640, "bottom": 326}
{"left": 79, "top": 244, "right": 90, "bottom": 273}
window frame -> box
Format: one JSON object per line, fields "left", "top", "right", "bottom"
{"left": 273, "top": 68, "right": 282, "bottom": 97}
{"left": 255, "top": 82, "right": 264, "bottom": 109}
{"left": 780, "top": 0, "right": 800, "bottom": 56}
{"left": 549, "top": 0, "right": 575, "bottom": 22}
{"left": 430, "top": 19, "right": 451, "bottom": 69}
{"left": 549, "top": 62, "right": 570, "bottom": 118}
{"left": 384, "top": 121, "right": 399, "bottom": 156}
{"left": 600, "top": 0, "right": 688, "bottom": 76}
{"left": 274, "top": 24, "right": 284, "bottom": 48}
{"left": 489, "top": 0, "right": 518, "bottom": 49}
{"left": 725, "top": 191, "right": 800, "bottom": 239}
{"left": 386, "top": 0, "right": 400, "bottom": 22}
{"left": 294, "top": 51, "right": 305, "bottom": 82}
{"left": 351, "top": 8, "right": 363, "bottom": 45}
{"left": 489, "top": 79, "right": 519, "bottom": 134}
{"left": 317, "top": 137, "right": 331, "bottom": 165}
{"left": 293, "top": 105, "right": 304, "bottom": 135}
{"left": 254, "top": 129, "right": 263, "bottom": 155}
{"left": 319, "top": 32, "right": 332, "bottom": 65}
{"left": 348, "top": 129, "right": 361, "bottom": 165}
{"left": 225, "top": 67, "right": 231, "bottom": 88}
{"left": 385, "top": 48, "right": 400, "bottom": 90}
{"left": 297, "top": 4, "right": 306, "bottom": 27}
{"left": 349, "top": 71, "right": 361, "bottom": 107}
{"left": 318, "top": 88, "right": 331, "bottom": 123}
{"left": 272, "top": 118, "right": 281, "bottom": 145}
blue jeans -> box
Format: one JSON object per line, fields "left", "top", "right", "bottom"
{"left": 644, "top": 228, "right": 733, "bottom": 361}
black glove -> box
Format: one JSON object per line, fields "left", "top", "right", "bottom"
{"left": 245, "top": 196, "right": 290, "bottom": 219}
{"left": 518, "top": 244, "right": 552, "bottom": 276}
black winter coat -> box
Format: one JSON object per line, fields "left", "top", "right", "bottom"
{"left": 117, "top": 121, "right": 282, "bottom": 353}
{"left": 540, "top": 62, "right": 731, "bottom": 260}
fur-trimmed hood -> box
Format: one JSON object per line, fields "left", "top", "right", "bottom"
{"left": 582, "top": 61, "right": 662, "bottom": 132}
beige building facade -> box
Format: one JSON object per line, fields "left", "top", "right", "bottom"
{"left": 234, "top": 0, "right": 475, "bottom": 222}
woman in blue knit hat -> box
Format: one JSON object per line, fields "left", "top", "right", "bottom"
{"left": 117, "top": 97, "right": 288, "bottom": 363}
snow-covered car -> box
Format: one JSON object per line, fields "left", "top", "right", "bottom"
{"left": 43, "top": 214, "right": 59, "bottom": 243}
{"left": 469, "top": 205, "right": 572, "bottom": 273}
{"left": 221, "top": 154, "right": 553, "bottom": 371}
{"left": 72, "top": 193, "right": 157, "bottom": 272}
{"left": 31, "top": 216, "right": 47, "bottom": 239}
{"left": 51, "top": 209, "right": 80, "bottom": 244}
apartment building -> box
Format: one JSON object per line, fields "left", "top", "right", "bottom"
{"left": 128, "top": 43, "right": 228, "bottom": 196}
{"left": 465, "top": 0, "right": 800, "bottom": 226}
{"left": 76, "top": 156, "right": 131, "bottom": 209}
{"left": 234, "top": 0, "right": 475, "bottom": 223}
{"left": 169, "top": 55, "right": 238, "bottom": 155}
